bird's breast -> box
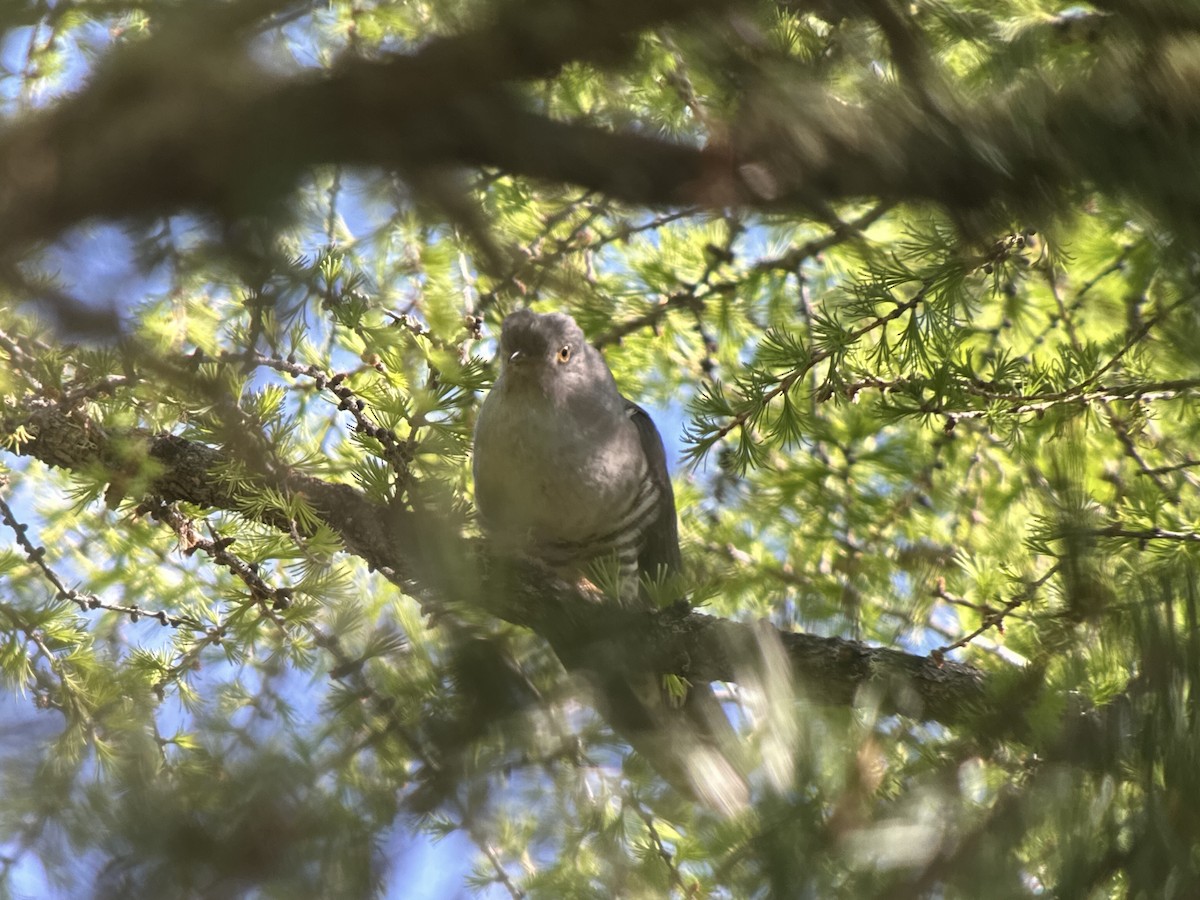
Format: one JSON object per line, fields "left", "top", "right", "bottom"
{"left": 474, "top": 392, "right": 646, "bottom": 547}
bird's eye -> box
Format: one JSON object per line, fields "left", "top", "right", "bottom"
{"left": 557, "top": 345, "right": 571, "bottom": 363}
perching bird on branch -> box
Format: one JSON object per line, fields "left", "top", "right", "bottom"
{"left": 473, "top": 308, "right": 747, "bottom": 814}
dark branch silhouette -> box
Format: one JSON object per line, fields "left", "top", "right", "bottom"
{"left": 2, "top": 0, "right": 1199, "bottom": 267}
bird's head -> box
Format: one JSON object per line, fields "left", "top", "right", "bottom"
{"left": 495, "top": 309, "right": 614, "bottom": 401}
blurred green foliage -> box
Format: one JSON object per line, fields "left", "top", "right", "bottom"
{"left": 2, "top": 0, "right": 1200, "bottom": 897}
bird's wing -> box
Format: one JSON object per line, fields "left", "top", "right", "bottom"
{"left": 624, "top": 399, "right": 682, "bottom": 579}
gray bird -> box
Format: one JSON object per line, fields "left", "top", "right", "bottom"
{"left": 472, "top": 308, "right": 679, "bottom": 599}
{"left": 473, "top": 308, "right": 747, "bottom": 814}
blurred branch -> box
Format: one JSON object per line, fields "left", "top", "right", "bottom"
{"left": 1094, "top": 525, "right": 1200, "bottom": 543}
{"left": 751, "top": 202, "right": 893, "bottom": 274}
{"left": 3, "top": 0, "right": 1200, "bottom": 278}
{"left": 0, "top": 0, "right": 740, "bottom": 255}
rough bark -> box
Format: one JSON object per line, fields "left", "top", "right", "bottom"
{"left": 7, "top": 397, "right": 989, "bottom": 730}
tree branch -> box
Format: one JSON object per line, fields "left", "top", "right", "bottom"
{"left": 5, "top": 397, "right": 987, "bottom": 728}
{"left": 2, "top": 0, "right": 1200, "bottom": 263}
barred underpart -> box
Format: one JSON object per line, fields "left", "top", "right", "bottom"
{"left": 539, "top": 470, "right": 661, "bottom": 597}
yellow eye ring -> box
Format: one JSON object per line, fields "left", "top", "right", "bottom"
{"left": 557, "top": 345, "right": 571, "bottom": 363}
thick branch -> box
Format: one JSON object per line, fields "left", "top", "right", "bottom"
{"left": 0, "top": 0, "right": 735, "bottom": 251}
{"left": 6, "top": 398, "right": 988, "bottom": 728}
{"left": 1, "top": 0, "right": 1199, "bottom": 256}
